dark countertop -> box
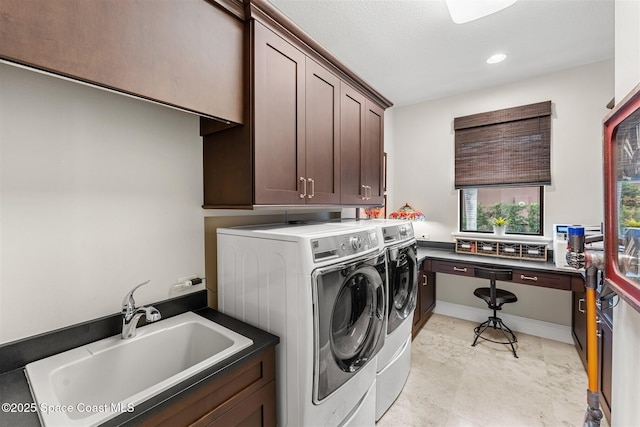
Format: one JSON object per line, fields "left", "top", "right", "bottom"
{"left": 417, "top": 244, "right": 584, "bottom": 276}
{"left": 0, "top": 307, "right": 279, "bottom": 427}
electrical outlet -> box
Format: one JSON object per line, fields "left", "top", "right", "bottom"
{"left": 177, "top": 275, "right": 198, "bottom": 283}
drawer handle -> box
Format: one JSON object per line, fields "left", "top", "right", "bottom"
{"left": 453, "top": 267, "right": 467, "bottom": 272}
{"left": 423, "top": 274, "right": 428, "bottom": 285}
{"left": 520, "top": 274, "right": 538, "bottom": 281}
{"left": 578, "top": 298, "right": 585, "bottom": 313}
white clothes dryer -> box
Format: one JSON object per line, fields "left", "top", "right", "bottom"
{"left": 217, "top": 223, "right": 387, "bottom": 427}
{"left": 372, "top": 220, "right": 418, "bottom": 420}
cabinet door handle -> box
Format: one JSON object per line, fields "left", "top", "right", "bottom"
{"left": 422, "top": 274, "right": 428, "bottom": 285}
{"left": 361, "top": 185, "right": 367, "bottom": 200}
{"left": 367, "top": 185, "right": 372, "bottom": 200}
{"left": 299, "top": 177, "right": 307, "bottom": 199}
{"left": 520, "top": 274, "right": 538, "bottom": 281}
{"left": 308, "top": 178, "right": 315, "bottom": 199}
{"left": 578, "top": 298, "right": 585, "bottom": 313}
{"left": 453, "top": 267, "right": 467, "bottom": 272}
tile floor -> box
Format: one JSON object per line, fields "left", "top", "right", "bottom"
{"left": 376, "top": 314, "right": 609, "bottom": 427}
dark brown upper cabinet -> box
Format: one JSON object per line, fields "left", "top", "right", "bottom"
{"left": 253, "top": 22, "right": 307, "bottom": 205}
{"left": 304, "top": 58, "right": 342, "bottom": 205}
{"left": 0, "top": 0, "right": 244, "bottom": 125}
{"left": 340, "top": 85, "right": 367, "bottom": 205}
{"left": 340, "top": 86, "right": 385, "bottom": 205}
{"left": 251, "top": 23, "right": 340, "bottom": 206}
{"left": 202, "top": 1, "right": 391, "bottom": 209}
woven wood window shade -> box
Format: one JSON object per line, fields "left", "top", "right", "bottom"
{"left": 454, "top": 101, "right": 552, "bottom": 188}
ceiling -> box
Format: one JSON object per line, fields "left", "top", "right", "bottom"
{"left": 267, "top": 0, "right": 615, "bottom": 108}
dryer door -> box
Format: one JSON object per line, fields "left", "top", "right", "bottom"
{"left": 313, "top": 252, "right": 386, "bottom": 403}
{"left": 387, "top": 242, "right": 418, "bottom": 334}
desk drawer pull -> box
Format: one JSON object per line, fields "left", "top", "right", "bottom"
{"left": 453, "top": 267, "right": 467, "bottom": 272}
{"left": 520, "top": 274, "right": 538, "bottom": 281}
{"left": 423, "top": 274, "right": 428, "bottom": 285}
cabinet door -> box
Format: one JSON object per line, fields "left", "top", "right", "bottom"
{"left": 413, "top": 263, "right": 435, "bottom": 338}
{"left": 598, "top": 319, "right": 613, "bottom": 422}
{"left": 420, "top": 270, "right": 436, "bottom": 319}
{"left": 305, "top": 59, "right": 341, "bottom": 204}
{"left": 253, "top": 22, "right": 306, "bottom": 205}
{"left": 364, "top": 100, "right": 385, "bottom": 204}
{"left": 340, "top": 83, "right": 366, "bottom": 204}
{"left": 571, "top": 290, "right": 588, "bottom": 369}
{"left": 0, "top": 0, "right": 243, "bottom": 123}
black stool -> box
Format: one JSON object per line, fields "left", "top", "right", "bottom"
{"left": 471, "top": 267, "right": 519, "bottom": 358}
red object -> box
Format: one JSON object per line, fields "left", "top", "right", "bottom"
{"left": 389, "top": 203, "right": 425, "bottom": 221}
{"left": 603, "top": 83, "right": 640, "bottom": 312}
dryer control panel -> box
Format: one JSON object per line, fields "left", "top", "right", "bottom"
{"left": 311, "top": 230, "right": 379, "bottom": 262}
{"left": 382, "top": 223, "right": 414, "bottom": 244}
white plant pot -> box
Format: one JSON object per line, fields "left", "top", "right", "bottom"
{"left": 493, "top": 225, "right": 506, "bottom": 236}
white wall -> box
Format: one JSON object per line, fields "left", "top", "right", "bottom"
{"left": 388, "top": 59, "right": 614, "bottom": 326}
{"left": 612, "top": 0, "right": 640, "bottom": 424}
{"left": 0, "top": 63, "right": 207, "bottom": 344}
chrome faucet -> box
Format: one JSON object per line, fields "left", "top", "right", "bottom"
{"left": 121, "top": 280, "right": 161, "bottom": 339}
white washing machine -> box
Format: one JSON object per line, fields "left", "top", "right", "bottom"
{"left": 322, "top": 218, "right": 418, "bottom": 420}
{"left": 217, "top": 223, "right": 387, "bottom": 427}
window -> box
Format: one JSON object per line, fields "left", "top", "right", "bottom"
{"left": 454, "top": 101, "right": 551, "bottom": 236}
{"left": 460, "top": 186, "right": 543, "bottom": 235}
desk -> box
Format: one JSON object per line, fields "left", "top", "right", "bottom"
{"left": 414, "top": 244, "right": 586, "bottom": 363}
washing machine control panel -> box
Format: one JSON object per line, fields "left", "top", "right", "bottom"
{"left": 311, "top": 230, "right": 379, "bottom": 262}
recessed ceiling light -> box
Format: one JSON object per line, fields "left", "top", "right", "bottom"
{"left": 446, "top": 0, "right": 518, "bottom": 24}
{"left": 487, "top": 53, "right": 507, "bottom": 64}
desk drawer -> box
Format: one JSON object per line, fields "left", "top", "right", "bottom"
{"left": 432, "top": 260, "right": 475, "bottom": 277}
{"left": 511, "top": 269, "right": 571, "bottom": 290}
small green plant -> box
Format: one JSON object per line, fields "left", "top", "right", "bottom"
{"left": 492, "top": 217, "right": 507, "bottom": 226}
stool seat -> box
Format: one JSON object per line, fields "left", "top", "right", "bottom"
{"left": 473, "top": 287, "right": 518, "bottom": 308}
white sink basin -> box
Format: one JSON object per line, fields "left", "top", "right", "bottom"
{"left": 25, "top": 311, "right": 253, "bottom": 427}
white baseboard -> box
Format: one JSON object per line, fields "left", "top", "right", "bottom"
{"left": 433, "top": 300, "right": 574, "bottom": 344}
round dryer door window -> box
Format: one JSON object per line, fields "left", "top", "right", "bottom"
{"left": 387, "top": 244, "right": 418, "bottom": 334}
{"left": 331, "top": 265, "right": 384, "bottom": 373}
{"left": 392, "top": 251, "right": 416, "bottom": 312}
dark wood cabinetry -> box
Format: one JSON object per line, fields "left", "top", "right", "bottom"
{"left": 0, "top": 0, "right": 244, "bottom": 124}
{"left": 305, "top": 59, "right": 342, "bottom": 204}
{"left": 202, "top": 2, "right": 391, "bottom": 208}
{"left": 139, "top": 346, "right": 276, "bottom": 427}
{"left": 598, "top": 314, "right": 613, "bottom": 423}
{"left": 340, "top": 89, "right": 384, "bottom": 205}
{"left": 203, "top": 21, "right": 345, "bottom": 208}
{"left": 253, "top": 21, "right": 307, "bottom": 205}
{"left": 571, "top": 288, "right": 588, "bottom": 369}
{"left": 413, "top": 260, "right": 436, "bottom": 338}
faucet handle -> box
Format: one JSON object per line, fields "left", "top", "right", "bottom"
{"left": 122, "top": 280, "right": 150, "bottom": 313}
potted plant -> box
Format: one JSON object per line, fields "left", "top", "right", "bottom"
{"left": 492, "top": 217, "right": 507, "bottom": 235}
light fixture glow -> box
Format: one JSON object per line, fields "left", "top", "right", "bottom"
{"left": 445, "top": 0, "right": 518, "bottom": 24}
{"left": 486, "top": 53, "right": 507, "bottom": 64}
